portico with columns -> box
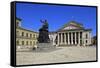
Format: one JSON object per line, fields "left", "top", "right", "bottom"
{"left": 49, "top": 21, "right": 92, "bottom": 46}
{"left": 57, "top": 31, "right": 83, "bottom": 46}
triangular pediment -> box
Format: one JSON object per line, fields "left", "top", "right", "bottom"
{"left": 63, "top": 25, "right": 80, "bottom": 30}
{"left": 59, "top": 21, "right": 84, "bottom": 31}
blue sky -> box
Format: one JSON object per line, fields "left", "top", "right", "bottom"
{"left": 16, "top": 3, "right": 97, "bottom": 36}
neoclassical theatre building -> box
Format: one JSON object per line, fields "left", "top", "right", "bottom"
{"left": 16, "top": 18, "right": 92, "bottom": 49}
{"left": 49, "top": 21, "right": 92, "bottom": 46}
{"left": 16, "top": 18, "right": 38, "bottom": 49}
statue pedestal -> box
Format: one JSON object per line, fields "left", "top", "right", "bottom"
{"left": 37, "top": 43, "right": 55, "bottom": 50}
{"left": 32, "top": 43, "right": 57, "bottom": 52}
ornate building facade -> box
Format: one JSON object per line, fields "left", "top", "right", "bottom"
{"left": 16, "top": 18, "right": 92, "bottom": 49}
{"left": 49, "top": 21, "right": 92, "bottom": 46}
{"left": 16, "top": 18, "right": 38, "bottom": 49}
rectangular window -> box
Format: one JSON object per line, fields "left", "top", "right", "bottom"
{"left": 26, "top": 33, "right": 28, "bottom": 37}
{"left": 33, "top": 34, "right": 35, "bottom": 38}
{"left": 16, "top": 41, "right": 19, "bottom": 45}
{"left": 86, "top": 40, "right": 87, "bottom": 44}
{"left": 30, "top": 41, "right": 32, "bottom": 45}
{"left": 22, "top": 41, "right": 24, "bottom": 45}
{"left": 22, "top": 32, "right": 24, "bottom": 36}
{"left": 86, "top": 34, "right": 88, "bottom": 39}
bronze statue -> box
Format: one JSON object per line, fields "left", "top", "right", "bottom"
{"left": 38, "top": 19, "right": 50, "bottom": 43}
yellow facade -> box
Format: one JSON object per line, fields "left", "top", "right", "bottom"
{"left": 16, "top": 18, "right": 38, "bottom": 48}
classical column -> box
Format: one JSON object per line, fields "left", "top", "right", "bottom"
{"left": 68, "top": 32, "right": 70, "bottom": 45}
{"left": 57, "top": 33, "right": 60, "bottom": 45}
{"left": 71, "top": 32, "right": 73, "bottom": 44}
{"left": 64, "top": 33, "right": 67, "bottom": 44}
{"left": 75, "top": 32, "right": 77, "bottom": 44}
{"left": 61, "top": 33, "right": 63, "bottom": 44}
{"left": 78, "top": 32, "right": 80, "bottom": 46}
{"left": 82, "top": 32, "right": 85, "bottom": 46}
